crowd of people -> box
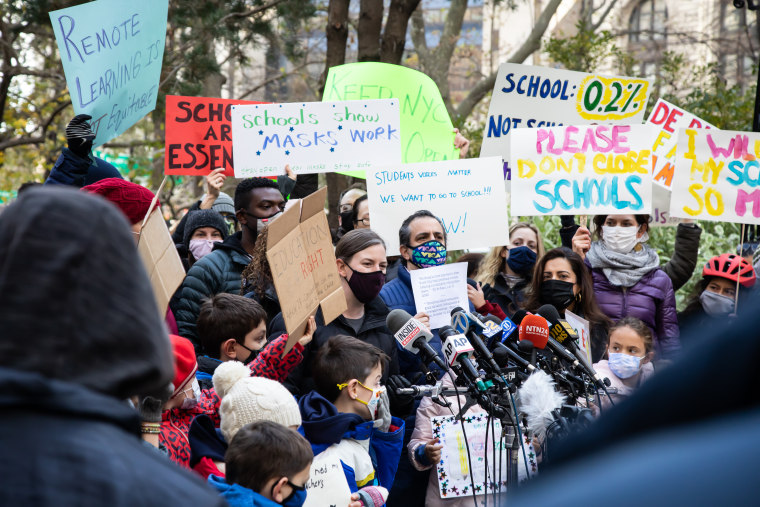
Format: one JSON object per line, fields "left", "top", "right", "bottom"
{"left": 2, "top": 114, "right": 758, "bottom": 506}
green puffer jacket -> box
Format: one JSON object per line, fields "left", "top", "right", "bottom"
{"left": 172, "top": 232, "right": 251, "bottom": 350}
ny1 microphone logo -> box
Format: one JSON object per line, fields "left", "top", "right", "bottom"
{"left": 397, "top": 320, "right": 421, "bottom": 347}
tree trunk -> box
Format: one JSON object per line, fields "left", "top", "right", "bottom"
{"left": 358, "top": 0, "right": 383, "bottom": 62}
{"left": 265, "top": 32, "right": 287, "bottom": 101}
{"left": 318, "top": 0, "right": 351, "bottom": 98}
{"left": 380, "top": 0, "right": 421, "bottom": 64}
{"left": 325, "top": 173, "right": 352, "bottom": 230}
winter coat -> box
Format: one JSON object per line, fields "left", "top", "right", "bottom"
{"left": 379, "top": 265, "right": 447, "bottom": 380}
{"left": 592, "top": 359, "right": 655, "bottom": 410}
{"left": 559, "top": 221, "right": 702, "bottom": 292}
{"left": 44, "top": 148, "right": 123, "bottom": 188}
{"left": 299, "top": 391, "right": 404, "bottom": 492}
{"left": 0, "top": 367, "right": 224, "bottom": 506}
{"left": 208, "top": 475, "right": 281, "bottom": 507}
{"left": 589, "top": 263, "right": 680, "bottom": 358}
{"left": 164, "top": 335, "right": 304, "bottom": 468}
{"left": 173, "top": 231, "right": 251, "bottom": 348}
{"left": 189, "top": 414, "right": 227, "bottom": 480}
{"left": 270, "top": 297, "right": 400, "bottom": 397}
{"left": 482, "top": 273, "right": 530, "bottom": 318}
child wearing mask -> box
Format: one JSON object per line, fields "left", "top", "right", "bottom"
{"left": 196, "top": 293, "right": 316, "bottom": 390}
{"left": 298, "top": 335, "right": 404, "bottom": 493}
{"left": 678, "top": 254, "right": 756, "bottom": 337}
{"left": 209, "top": 421, "right": 314, "bottom": 507}
{"left": 572, "top": 214, "right": 680, "bottom": 359}
{"left": 593, "top": 317, "right": 655, "bottom": 409}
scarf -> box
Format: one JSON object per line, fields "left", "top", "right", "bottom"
{"left": 586, "top": 241, "right": 660, "bottom": 288}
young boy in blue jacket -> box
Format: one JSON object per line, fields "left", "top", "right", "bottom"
{"left": 298, "top": 335, "right": 405, "bottom": 494}
{"left": 208, "top": 421, "right": 312, "bottom": 507}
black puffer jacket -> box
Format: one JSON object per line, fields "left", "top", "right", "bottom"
{"left": 268, "top": 296, "right": 400, "bottom": 397}
{"left": 172, "top": 231, "right": 251, "bottom": 349}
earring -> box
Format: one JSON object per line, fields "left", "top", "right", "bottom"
{"left": 576, "top": 292, "right": 582, "bottom": 303}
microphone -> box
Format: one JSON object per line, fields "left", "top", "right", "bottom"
{"left": 484, "top": 314, "right": 518, "bottom": 344}
{"left": 536, "top": 305, "right": 606, "bottom": 386}
{"left": 510, "top": 309, "right": 529, "bottom": 326}
{"left": 440, "top": 326, "right": 486, "bottom": 391}
{"left": 450, "top": 307, "right": 501, "bottom": 375}
{"left": 518, "top": 314, "right": 550, "bottom": 366}
{"left": 493, "top": 342, "right": 537, "bottom": 373}
{"left": 393, "top": 380, "right": 444, "bottom": 398}
{"left": 387, "top": 309, "right": 448, "bottom": 372}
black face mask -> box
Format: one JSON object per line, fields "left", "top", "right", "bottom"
{"left": 540, "top": 279, "right": 577, "bottom": 311}
{"left": 340, "top": 211, "right": 355, "bottom": 232}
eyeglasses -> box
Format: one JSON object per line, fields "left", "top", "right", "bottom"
{"left": 356, "top": 217, "right": 370, "bottom": 226}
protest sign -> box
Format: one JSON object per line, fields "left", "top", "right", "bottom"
{"left": 267, "top": 187, "right": 347, "bottom": 353}
{"left": 367, "top": 157, "right": 509, "bottom": 254}
{"left": 50, "top": 0, "right": 168, "bottom": 146}
{"left": 651, "top": 183, "right": 680, "bottom": 227}
{"left": 510, "top": 125, "right": 654, "bottom": 216}
{"left": 565, "top": 310, "right": 592, "bottom": 365}
{"left": 646, "top": 98, "right": 715, "bottom": 191}
{"left": 231, "top": 100, "right": 401, "bottom": 177}
{"left": 322, "top": 62, "right": 460, "bottom": 177}
{"left": 303, "top": 453, "right": 352, "bottom": 507}
{"left": 410, "top": 263, "right": 469, "bottom": 330}
{"left": 432, "top": 413, "right": 512, "bottom": 498}
{"left": 671, "top": 129, "right": 760, "bottom": 224}
{"left": 165, "top": 96, "right": 263, "bottom": 176}
{"left": 137, "top": 208, "right": 185, "bottom": 318}
{"left": 481, "top": 63, "right": 651, "bottom": 183}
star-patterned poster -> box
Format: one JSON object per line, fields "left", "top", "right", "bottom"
{"left": 230, "top": 100, "right": 401, "bottom": 177}
{"left": 431, "top": 412, "right": 536, "bottom": 500}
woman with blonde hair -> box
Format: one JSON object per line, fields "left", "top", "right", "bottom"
{"left": 475, "top": 222, "right": 545, "bottom": 316}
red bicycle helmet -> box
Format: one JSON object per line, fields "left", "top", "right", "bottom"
{"left": 703, "top": 253, "right": 756, "bottom": 288}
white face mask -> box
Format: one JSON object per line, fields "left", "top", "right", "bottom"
{"left": 188, "top": 239, "right": 220, "bottom": 260}
{"left": 180, "top": 379, "right": 201, "bottom": 410}
{"left": 602, "top": 226, "right": 640, "bottom": 254}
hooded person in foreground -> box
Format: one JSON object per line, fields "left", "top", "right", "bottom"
{"left": 0, "top": 187, "right": 224, "bottom": 506}
{"left": 509, "top": 291, "right": 760, "bottom": 507}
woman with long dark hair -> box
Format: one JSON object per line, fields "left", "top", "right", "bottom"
{"left": 524, "top": 247, "right": 611, "bottom": 362}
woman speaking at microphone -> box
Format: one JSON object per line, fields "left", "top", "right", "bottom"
{"left": 269, "top": 229, "right": 402, "bottom": 398}
{"left": 523, "top": 247, "right": 610, "bottom": 362}
{"left": 571, "top": 214, "right": 680, "bottom": 359}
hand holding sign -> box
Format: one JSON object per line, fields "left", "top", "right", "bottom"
{"left": 572, "top": 226, "right": 592, "bottom": 260}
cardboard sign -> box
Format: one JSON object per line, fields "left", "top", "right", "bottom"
{"left": 646, "top": 98, "right": 715, "bottom": 190}
{"left": 564, "top": 310, "right": 592, "bottom": 365}
{"left": 322, "top": 62, "right": 460, "bottom": 177}
{"left": 266, "top": 187, "right": 347, "bottom": 353}
{"left": 137, "top": 208, "right": 185, "bottom": 318}
{"left": 410, "top": 263, "right": 469, "bottom": 330}
{"left": 366, "top": 157, "right": 509, "bottom": 254}
{"left": 671, "top": 129, "right": 760, "bottom": 224}
{"left": 510, "top": 125, "right": 654, "bottom": 216}
{"left": 231, "top": 100, "right": 401, "bottom": 177}
{"left": 164, "top": 96, "right": 264, "bottom": 176}
{"left": 50, "top": 0, "right": 168, "bottom": 146}
{"left": 481, "top": 63, "right": 651, "bottom": 183}
{"left": 303, "top": 453, "right": 352, "bottom": 507}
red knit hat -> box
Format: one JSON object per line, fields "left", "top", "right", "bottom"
{"left": 82, "top": 178, "right": 158, "bottom": 225}
{"left": 169, "top": 334, "right": 197, "bottom": 396}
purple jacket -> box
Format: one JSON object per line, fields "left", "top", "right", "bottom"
{"left": 591, "top": 265, "right": 680, "bottom": 358}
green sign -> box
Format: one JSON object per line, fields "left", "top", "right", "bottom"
{"left": 323, "top": 62, "right": 459, "bottom": 178}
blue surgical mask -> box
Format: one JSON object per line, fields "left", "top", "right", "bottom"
{"left": 506, "top": 246, "right": 537, "bottom": 276}
{"left": 408, "top": 240, "right": 446, "bottom": 268}
{"left": 608, "top": 352, "right": 644, "bottom": 379}
{"left": 700, "top": 290, "right": 735, "bottom": 317}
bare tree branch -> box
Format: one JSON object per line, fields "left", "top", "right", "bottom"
{"left": 237, "top": 60, "right": 324, "bottom": 99}
{"left": 218, "top": 0, "right": 288, "bottom": 24}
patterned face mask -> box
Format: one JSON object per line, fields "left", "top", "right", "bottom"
{"left": 407, "top": 240, "right": 447, "bottom": 268}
